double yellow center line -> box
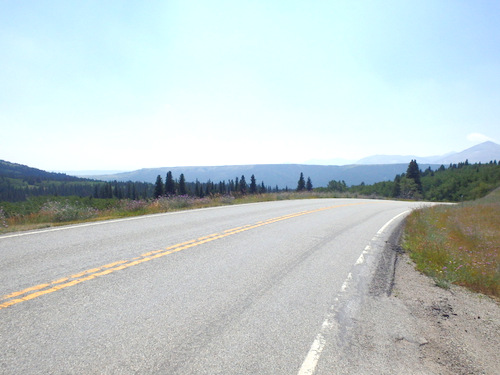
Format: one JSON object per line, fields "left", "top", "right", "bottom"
{"left": 0, "top": 202, "right": 365, "bottom": 310}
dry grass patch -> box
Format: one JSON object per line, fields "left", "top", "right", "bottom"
{"left": 404, "top": 189, "right": 500, "bottom": 297}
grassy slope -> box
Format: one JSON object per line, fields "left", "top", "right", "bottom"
{"left": 403, "top": 188, "right": 500, "bottom": 297}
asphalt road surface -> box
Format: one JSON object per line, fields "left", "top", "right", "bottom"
{"left": 0, "top": 198, "right": 424, "bottom": 374}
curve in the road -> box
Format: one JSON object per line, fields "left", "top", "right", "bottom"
{"left": 0, "top": 201, "right": 368, "bottom": 311}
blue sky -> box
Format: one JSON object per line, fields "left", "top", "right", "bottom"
{"left": 1, "top": 1, "right": 499, "bottom": 171}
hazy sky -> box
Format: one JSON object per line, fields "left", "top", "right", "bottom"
{"left": 1, "top": 1, "right": 499, "bottom": 171}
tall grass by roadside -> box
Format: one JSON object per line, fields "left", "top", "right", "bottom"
{"left": 404, "top": 188, "right": 500, "bottom": 297}
{"left": 0, "top": 191, "right": 355, "bottom": 234}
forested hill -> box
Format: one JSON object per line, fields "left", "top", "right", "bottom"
{"left": 0, "top": 160, "right": 156, "bottom": 202}
{"left": 0, "top": 160, "right": 98, "bottom": 201}
{"left": 89, "top": 163, "right": 441, "bottom": 188}
{"left": 0, "top": 160, "right": 87, "bottom": 182}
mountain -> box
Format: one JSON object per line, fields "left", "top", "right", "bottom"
{"left": 304, "top": 157, "right": 356, "bottom": 166}
{"left": 355, "top": 141, "right": 500, "bottom": 165}
{"left": 435, "top": 141, "right": 500, "bottom": 164}
{"left": 89, "top": 163, "right": 440, "bottom": 188}
{"left": 87, "top": 142, "right": 500, "bottom": 188}
{"left": 355, "top": 154, "right": 447, "bottom": 165}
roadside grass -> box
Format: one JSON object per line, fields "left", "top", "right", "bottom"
{"left": 403, "top": 188, "right": 500, "bottom": 298}
{"left": 0, "top": 191, "right": 355, "bottom": 234}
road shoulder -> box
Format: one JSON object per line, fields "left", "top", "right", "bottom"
{"left": 325, "top": 221, "right": 500, "bottom": 374}
{"left": 392, "top": 251, "right": 500, "bottom": 374}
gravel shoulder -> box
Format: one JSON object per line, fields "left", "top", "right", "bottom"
{"left": 327, "top": 222, "right": 500, "bottom": 374}
{"left": 392, "top": 252, "right": 500, "bottom": 374}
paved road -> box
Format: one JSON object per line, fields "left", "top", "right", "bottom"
{"left": 0, "top": 198, "right": 423, "bottom": 374}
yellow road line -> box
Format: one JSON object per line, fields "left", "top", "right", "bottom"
{"left": 0, "top": 202, "right": 366, "bottom": 310}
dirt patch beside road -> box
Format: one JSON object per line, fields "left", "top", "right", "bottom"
{"left": 392, "top": 253, "right": 500, "bottom": 374}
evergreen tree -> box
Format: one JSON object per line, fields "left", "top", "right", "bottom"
{"left": 392, "top": 174, "right": 401, "bottom": 197}
{"left": 165, "top": 171, "right": 176, "bottom": 195}
{"left": 306, "top": 177, "right": 313, "bottom": 191}
{"left": 178, "top": 173, "right": 187, "bottom": 195}
{"left": 406, "top": 160, "right": 423, "bottom": 195}
{"left": 259, "top": 181, "right": 266, "bottom": 194}
{"left": 205, "top": 180, "right": 211, "bottom": 196}
{"left": 239, "top": 175, "right": 247, "bottom": 194}
{"left": 195, "top": 179, "right": 204, "bottom": 198}
{"left": 131, "top": 184, "right": 137, "bottom": 200}
{"left": 297, "top": 172, "right": 306, "bottom": 191}
{"left": 249, "top": 174, "right": 257, "bottom": 194}
{"left": 153, "top": 175, "right": 164, "bottom": 198}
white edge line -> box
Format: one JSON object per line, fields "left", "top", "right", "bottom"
{"left": 296, "top": 209, "right": 411, "bottom": 375}
{"left": 376, "top": 210, "right": 410, "bottom": 236}
{"left": 0, "top": 203, "right": 257, "bottom": 240}
{"left": 297, "top": 333, "right": 327, "bottom": 375}
{"left": 0, "top": 212, "right": 174, "bottom": 239}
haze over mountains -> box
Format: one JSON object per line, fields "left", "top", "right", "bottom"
{"left": 78, "top": 142, "right": 500, "bottom": 188}
{"left": 355, "top": 141, "right": 500, "bottom": 165}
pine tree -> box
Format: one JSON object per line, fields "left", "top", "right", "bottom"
{"left": 239, "top": 175, "right": 247, "bottom": 194}
{"left": 306, "top": 177, "right": 313, "bottom": 191}
{"left": 406, "top": 160, "right": 423, "bottom": 194}
{"left": 195, "top": 179, "right": 204, "bottom": 198}
{"left": 153, "top": 175, "right": 164, "bottom": 199}
{"left": 392, "top": 175, "right": 401, "bottom": 197}
{"left": 297, "top": 172, "right": 306, "bottom": 191}
{"left": 165, "top": 171, "right": 176, "bottom": 195}
{"left": 259, "top": 181, "right": 266, "bottom": 194}
{"left": 249, "top": 174, "right": 257, "bottom": 194}
{"left": 179, "top": 173, "right": 187, "bottom": 195}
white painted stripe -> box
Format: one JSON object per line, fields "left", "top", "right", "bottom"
{"left": 0, "top": 204, "right": 238, "bottom": 240}
{"left": 297, "top": 209, "right": 411, "bottom": 375}
{"left": 0, "top": 214, "right": 164, "bottom": 239}
{"left": 340, "top": 273, "right": 352, "bottom": 292}
{"left": 297, "top": 333, "right": 327, "bottom": 375}
{"left": 355, "top": 253, "right": 365, "bottom": 265}
{"left": 376, "top": 210, "right": 409, "bottom": 236}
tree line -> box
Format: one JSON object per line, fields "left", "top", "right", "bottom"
{"left": 0, "top": 167, "right": 313, "bottom": 202}
{"left": 4, "top": 157, "right": 497, "bottom": 203}
{"left": 325, "top": 160, "right": 500, "bottom": 202}
{"left": 0, "top": 177, "right": 156, "bottom": 202}
{"left": 152, "top": 172, "right": 313, "bottom": 198}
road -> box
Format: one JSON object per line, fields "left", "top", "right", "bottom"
{"left": 0, "top": 198, "right": 424, "bottom": 374}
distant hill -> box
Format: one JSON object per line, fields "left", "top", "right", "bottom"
{"left": 89, "top": 163, "right": 441, "bottom": 188}
{"left": 356, "top": 141, "right": 500, "bottom": 165}
{"left": 0, "top": 160, "right": 90, "bottom": 182}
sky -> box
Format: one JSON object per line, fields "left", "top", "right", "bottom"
{"left": 1, "top": 1, "right": 500, "bottom": 172}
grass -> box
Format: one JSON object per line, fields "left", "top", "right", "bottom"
{"left": 0, "top": 191, "right": 355, "bottom": 234}
{"left": 403, "top": 188, "right": 500, "bottom": 298}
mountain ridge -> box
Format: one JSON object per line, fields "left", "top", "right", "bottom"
{"left": 82, "top": 142, "right": 499, "bottom": 187}
{"left": 355, "top": 141, "right": 499, "bottom": 165}
{"left": 3, "top": 142, "right": 498, "bottom": 190}
{"left": 88, "top": 163, "right": 441, "bottom": 188}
